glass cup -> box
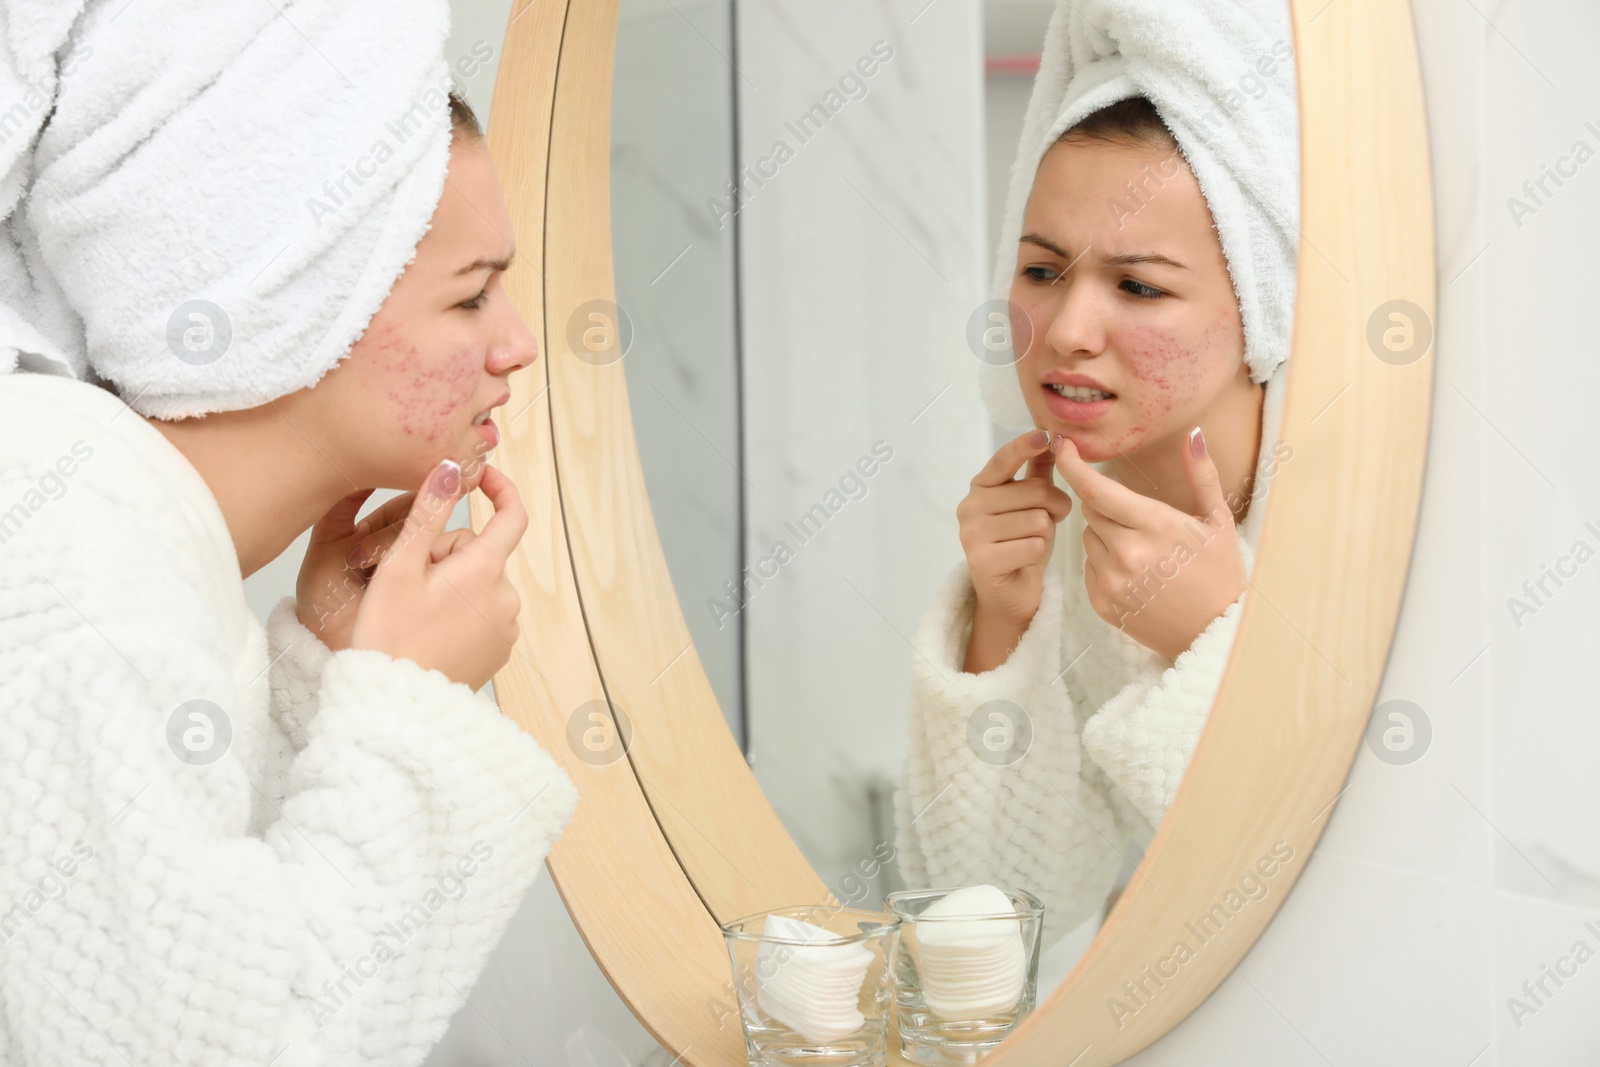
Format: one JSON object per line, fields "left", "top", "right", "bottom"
{"left": 720, "top": 905, "right": 902, "bottom": 1067}
{"left": 885, "top": 887, "right": 1045, "bottom": 1067}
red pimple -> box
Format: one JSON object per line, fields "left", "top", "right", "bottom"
{"left": 377, "top": 336, "right": 480, "bottom": 445}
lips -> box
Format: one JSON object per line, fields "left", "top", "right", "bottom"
{"left": 1040, "top": 371, "right": 1115, "bottom": 396}
{"left": 1039, "top": 373, "right": 1115, "bottom": 425}
{"left": 471, "top": 391, "right": 512, "bottom": 425}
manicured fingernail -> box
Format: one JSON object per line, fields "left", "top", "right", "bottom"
{"left": 431, "top": 458, "right": 462, "bottom": 497}
{"left": 1049, "top": 433, "right": 1065, "bottom": 454}
{"left": 1027, "top": 429, "right": 1049, "bottom": 448}
{"left": 347, "top": 546, "right": 368, "bottom": 570}
{"left": 1189, "top": 426, "right": 1206, "bottom": 459}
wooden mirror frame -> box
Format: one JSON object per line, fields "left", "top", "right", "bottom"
{"left": 470, "top": 0, "right": 1435, "bottom": 1061}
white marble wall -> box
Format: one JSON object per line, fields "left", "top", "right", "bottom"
{"left": 732, "top": 0, "right": 992, "bottom": 893}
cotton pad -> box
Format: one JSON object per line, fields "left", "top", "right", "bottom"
{"left": 913, "top": 885, "right": 1028, "bottom": 1020}
{"left": 755, "top": 913, "right": 875, "bottom": 1044}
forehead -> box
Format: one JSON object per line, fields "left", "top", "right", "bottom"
{"left": 1023, "top": 137, "right": 1212, "bottom": 247}
{"left": 426, "top": 140, "right": 515, "bottom": 262}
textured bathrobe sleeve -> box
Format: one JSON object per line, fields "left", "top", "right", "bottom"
{"left": 1080, "top": 590, "right": 1247, "bottom": 828}
{"left": 0, "top": 472, "right": 580, "bottom": 1066}
{"left": 893, "top": 551, "right": 1246, "bottom": 944}
{"left": 266, "top": 594, "right": 336, "bottom": 754}
{"left": 893, "top": 559, "right": 1127, "bottom": 943}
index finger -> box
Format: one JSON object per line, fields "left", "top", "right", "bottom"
{"left": 1054, "top": 437, "right": 1160, "bottom": 528}
{"left": 972, "top": 430, "right": 1058, "bottom": 489}
{"left": 386, "top": 459, "right": 465, "bottom": 572}
{"left": 467, "top": 463, "right": 529, "bottom": 561}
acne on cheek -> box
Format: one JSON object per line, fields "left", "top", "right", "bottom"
{"left": 373, "top": 323, "right": 480, "bottom": 445}
{"left": 1111, "top": 311, "right": 1236, "bottom": 449}
{"left": 1117, "top": 324, "right": 1190, "bottom": 414}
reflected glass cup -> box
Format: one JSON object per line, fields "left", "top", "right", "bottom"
{"left": 720, "top": 905, "right": 901, "bottom": 1067}
{"left": 885, "top": 886, "right": 1045, "bottom": 1066}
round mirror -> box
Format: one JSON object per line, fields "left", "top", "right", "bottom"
{"left": 479, "top": 0, "right": 1435, "bottom": 1060}
{"left": 609, "top": 0, "right": 1300, "bottom": 999}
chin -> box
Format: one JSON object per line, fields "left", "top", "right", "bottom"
{"left": 1022, "top": 407, "right": 1102, "bottom": 460}
{"left": 460, "top": 441, "right": 495, "bottom": 476}
{"left": 395, "top": 452, "right": 461, "bottom": 495}
{"left": 1054, "top": 424, "right": 1154, "bottom": 464}
{"left": 1058, "top": 433, "right": 1118, "bottom": 464}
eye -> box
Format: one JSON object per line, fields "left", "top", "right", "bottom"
{"left": 1122, "top": 278, "right": 1165, "bottom": 300}
{"left": 1021, "top": 265, "right": 1060, "bottom": 283}
{"left": 460, "top": 288, "right": 490, "bottom": 311}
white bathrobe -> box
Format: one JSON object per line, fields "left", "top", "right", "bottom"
{"left": 893, "top": 465, "right": 1257, "bottom": 948}
{"left": 0, "top": 373, "right": 579, "bottom": 1066}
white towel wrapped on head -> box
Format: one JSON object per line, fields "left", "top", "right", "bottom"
{"left": 980, "top": 0, "right": 1300, "bottom": 432}
{"left": 0, "top": 0, "right": 457, "bottom": 419}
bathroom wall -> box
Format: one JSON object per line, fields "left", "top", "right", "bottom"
{"left": 608, "top": 0, "right": 745, "bottom": 744}
{"left": 241, "top": 0, "right": 1600, "bottom": 1061}
{"left": 732, "top": 0, "right": 992, "bottom": 901}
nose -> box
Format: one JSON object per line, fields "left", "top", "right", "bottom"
{"left": 1040, "top": 274, "right": 1108, "bottom": 360}
{"left": 488, "top": 304, "right": 541, "bottom": 377}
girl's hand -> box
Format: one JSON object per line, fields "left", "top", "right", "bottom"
{"left": 1054, "top": 428, "right": 1246, "bottom": 662}
{"left": 294, "top": 487, "right": 424, "bottom": 652}
{"left": 957, "top": 429, "right": 1074, "bottom": 673}
{"left": 294, "top": 488, "right": 378, "bottom": 652}
{"left": 349, "top": 460, "right": 528, "bottom": 692}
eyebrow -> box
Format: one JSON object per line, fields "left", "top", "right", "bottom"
{"left": 455, "top": 247, "right": 516, "bottom": 276}
{"left": 1019, "top": 232, "right": 1189, "bottom": 271}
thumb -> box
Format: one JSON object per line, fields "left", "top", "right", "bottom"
{"left": 429, "top": 527, "right": 478, "bottom": 564}
{"left": 387, "top": 459, "right": 465, "bottom": 572}
{"left": 1183, "top": 426, "right": 1231, "bottom": 526}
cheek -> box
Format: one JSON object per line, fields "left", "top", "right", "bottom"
{"left": 1009, "top": 301, "right": 1039, "bottom": 360}
{"left": 371, "top": 324, "right": 480, "bottom": 445}
{"left": 1114, "top": 325, "right": 1191, "bottom": 422}
{"left": 1115, "top": 309, "right": 1238, "bottom": 420}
